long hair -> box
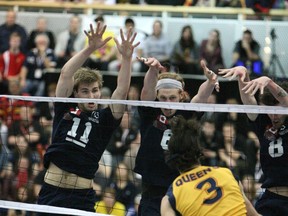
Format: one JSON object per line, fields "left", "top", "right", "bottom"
{"left": 180, "top": 25, "right": 195, "bottom": 49}
{"left": 166, "top": 115, "right": 202, "bottom": 172}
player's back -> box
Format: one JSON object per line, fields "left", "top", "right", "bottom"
{"left": 170, "top": 166, "right": 246, "bottom": 216}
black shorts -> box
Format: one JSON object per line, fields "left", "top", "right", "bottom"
{"left": 36, "top": 182, "right": 96, "bottom": 216}
{"left": 255, "top": 189, "right": 288, "bottom": 216}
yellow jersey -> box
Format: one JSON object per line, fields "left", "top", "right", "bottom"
{"left": 86, "top": 31, "right": 116, "bottom": 59}
{"left": 95, "top": 200, "right": 126, "bottom": 216}
{"left": 167, "top": 166, "right": 246, "bottom": 216}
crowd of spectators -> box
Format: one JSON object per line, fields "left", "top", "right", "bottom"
{"left": 20, "top": 0, "right": 288, "bottom": 10}
{"left": 0, "top": 9, "right": 270, "bottom": 215}
{"left": 0, "top": 10, "right": 268, "bottom": 97}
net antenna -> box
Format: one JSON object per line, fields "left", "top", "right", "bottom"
{"left": 268, "top": 28, "right": 286, "bottom": 79}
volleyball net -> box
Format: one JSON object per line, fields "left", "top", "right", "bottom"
{"left": 0, "top": 95, "right": 287, "bottom": 215}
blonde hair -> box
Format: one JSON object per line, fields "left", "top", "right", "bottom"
{"left": 73, "top": 67, "right": 103, "bottom": 92}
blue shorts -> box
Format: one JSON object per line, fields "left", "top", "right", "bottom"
{"left": 36, "top": 182, "right": 96, "bottom": 216}
{"left": 255, "top": 189, "right": 288, "bottom": 216}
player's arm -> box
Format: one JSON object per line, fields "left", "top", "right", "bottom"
{"left": 218, "top": 66, "right": 258, "bottom": 121}
{"left": 110, "top": 28, "right": 140, "bottom": 119}
{"left": 19, "top": 66, "right": 27, "bottom": 89}
{"left": 56, "top": 23, "right": 112, "bottom": 98}
{"left": 191, "top": 60, "right": 219, "bottom": 103}
{"left": 161, "top": 195, "right": 176, "bottom": 216}
{"left": 239, "top": 181, "right": 262, "bottom": 216}
{"left": 243, "top": 76, "right": 288, "bottom": 107}
{"left": 138, "top": 57, "right": 165, "bottom": 101}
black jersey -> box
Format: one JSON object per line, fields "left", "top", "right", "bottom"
{"left": 44, "top": 102, "right": 121, "bottom": 179}
{"left": 134, "top": 106, "right": 197, "bottom": 187}
{"left": 251, "top": 114, "right": 288, "bottom": 188}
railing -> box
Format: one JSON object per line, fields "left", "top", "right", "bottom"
{"left": 1, "top": 1, "right": 288, "bottom": 20}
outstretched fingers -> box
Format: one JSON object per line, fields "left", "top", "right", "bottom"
{"left": 103, "top": 36, "right": 113, "bottom": 45}
{"left": 137, "top": 57, "right": 165, "bottom": 71}
{"left": 200, "top": 60, "right": 219, "bottom": 92}
{"left": 129, "top": 31, "right": 137, "bottom": 44}
{"left": 98, "top": 23, "right": 107, "bottom": 36}
{"left": 120, "top": 28, "right": 126, "bottom": 43}
{"left": 218, "top": 69, "right": 235, "bottom": 80}
{"left": 242, "top": 82, "right": 258, "bottom": 95}
{"left": 84, "top": 24, "right": 94, "bottom": 37}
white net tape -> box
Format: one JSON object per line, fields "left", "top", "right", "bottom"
{"left": 1, "top": 94, "right": 287, "bottom": 114}
{"left": 0, "top": 200, "right": 106, "bottom": 216}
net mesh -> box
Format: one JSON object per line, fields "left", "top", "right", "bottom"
{"left": 0, "top": 95, "right": 286, "bottom": 215}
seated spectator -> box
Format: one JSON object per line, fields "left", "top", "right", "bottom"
{"left": 215, "top": 97, "right": 253, "bottom": 139}
{"left": 0, "top": 79, "right": 33, "bottom": 128}
{"left": 54, "top": 15, "right": 85, "bottom": 68}
{"left": 7, "top": 185, "right": 36, "bottom": 215}
{"left": 127, "top": 84, "right": 141, "bottom": 131}
{"left": 100, "top": 86, "right": 112, "bottom": 109}
{"left": 0, "top": 141, "right": 10, "bottom": 198}
{"left": 93, "top": 171, "right": 108, "bottom": 202}
{"left": 108, "top": 17, "right": 145, "bottom": 73}
{"left": 27, "top": 16, "right": 56, "bottom": 50}
{"left": 170, "top": 25, "right": 200, "bottom": 74}
{"left": 8, "top": 106, "right": 44, "bottom": 157}
{"left": 200, "top": 29, "right": 225, "bottom": 73}
{"left": 232, "top": 29, "right": 263, "bottom": 77}
{"left": 0, "top": 162, "right": 15, "bottom": 201}
{"left": 0, "top": 32, "right": 26, "bottom": 94}
{"left": 242, "top": 174, "right": 257, "bottom": 204}
{"left": 13, "top": 156, "right": 32, "bottom": 189}
{"left": 33, "top": 167, "right": 46, "bottom": 200}
{"left": 95, "top": 187, "right": 126, "bottom": 215}
{"left": 117, "top": 0, "right": 139, "bottom": 3}
{"left": 109, "top": 162, "right": 137, "bottom": 211}
{"left": 145, "top": 0, "right": 185, "bottom": 5}
{"left": 126, "top": 193, "right": 141, "bottom": 216}
{"left": 20, "top": 33, "right": 56, "bottom": 96}
{"left": 84, "top": 15, "right": 116, "bottom": 71}
{"left": 97, "top": 149, "right": 113, "bottom": 183}
{"left": 216, "top": 0, "right": 242, "bottom": 7}
{"left": 35, "top": 82, "right": 56, "bottom": 146}
{"left": 199, "top": 119, "right": 222, "bottom": 166}
{"left": 218, "top": 121, "right": 257, "bottom": 180}
{"left": 10, "top": 135, "right": 42, "bottom": 187}
{"left": 142, "top": 20, "right": 171, "bottom": 72}
{"left": 0, "top": 10, "right": 28, "bottom": 54}
{"left": 106, "top": 111, "right": 138, "bottom": 169}
{"left": 200, "top": 92, "right": 218, "bottom": 122}
{"left": 123, "top": 131, "right": 141, "bottom": 191}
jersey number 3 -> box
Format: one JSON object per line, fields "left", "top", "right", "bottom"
{"left": 196, "top": 178, "right": 223, "bottom": 205}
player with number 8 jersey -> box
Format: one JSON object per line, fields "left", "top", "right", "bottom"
{"left": 219, "top": 66, "right": 288, "bottom": 216}
{"left": 37, "top": 22, "right": 140, "bottom": 215}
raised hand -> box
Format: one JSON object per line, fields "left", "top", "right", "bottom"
{"left": 200, "top": 59, "right": 220, "bottom": 92}
{"left": 114, "top": 28, "right": 140, "bottom": 59}
{"left": 137, "top": 57, "right": 165, "bottom": 72}
{"left": 84, "top": 22, "right": 112, "bottom": 50}
{"left": 218, "top": 66, "right": 247, "bottom": 82}
{"left": 242, "top": 76, "right": 271, "bottom": 96}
